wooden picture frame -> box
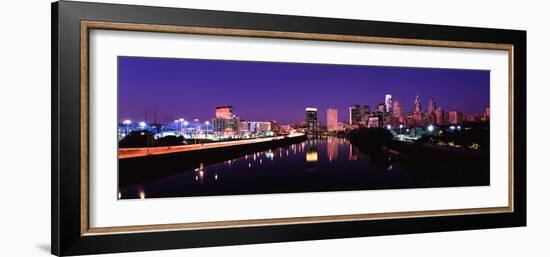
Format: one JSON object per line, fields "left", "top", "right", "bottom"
{"left": 52, "top": 1, "right": 526, "bottom": 255}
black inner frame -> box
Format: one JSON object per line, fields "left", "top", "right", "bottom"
{"left": 51, "top": 1, "right": 526, "bottom": 256}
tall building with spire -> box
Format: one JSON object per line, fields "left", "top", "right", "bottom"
{"left": 427, "top": 98, "right": 437, "bottom": 124}
{"left": 428, "top": 98, "right": 436, "bottom": 113}
{"left": 413, "top": 94, "right": 423, "bottom": 126}
{"left": 414, "top": 94, "right": 422, "bottom": 112}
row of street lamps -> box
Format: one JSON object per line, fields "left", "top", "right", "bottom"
{"left": 174, "top": 118, "right": 211, "bottom": 136}
{"left": 122, "top": 118, "right": 211, "bottom": 137}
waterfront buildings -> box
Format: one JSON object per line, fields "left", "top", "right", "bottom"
{"left": 362, "top": 105, "right": 371, "bottom": 123}
{"left": 385, "top": 94, "right": 393, "bottom": 113}
{"left": 213, "top": 106, "right": 240, "bottom": 134}
{"left": 305, "top": 107, "right": 318, "bottom": 131}
{"left": 448, "top": 110, "right": 464, "bottom": 125}
{"left": 240, "top": 121, "right": 272, "bottom": 133}
{"left": 367, "top": 116, "right": 380, "bottom": 128}
{"left": 348, "top": 104, "right": 362, "bottom": 126}
{"left": 215, "top": 106, "right": 233, "bottom": 119}
{"left": 118, "top": 94, "right": 490, "bottom": 141}
{"left": 392, "top": 99, "right": 404, "bottom": 124}
{"left": 327, "top": 108, "right": 339, "bottom": 132}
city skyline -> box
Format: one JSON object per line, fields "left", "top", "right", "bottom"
{"left": 119, "top": 56, "right": 490, "bottom": 125}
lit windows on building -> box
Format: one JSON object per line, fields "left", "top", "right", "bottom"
{"left": 327, "top": 108, "right": 338, "bottom": 132}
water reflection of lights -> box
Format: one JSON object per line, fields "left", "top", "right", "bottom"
{"left": 214, "top": 174, "right": 218, "bottom": 180}
{"left": 139, "top": 190, "right": 146, "bottom": 200}
{"left": 259, "top": 159, "right": 263, "bottom": 164}
{"left": 306, "top": 151, "right": 318, "bottom": 162}
{"left": 248, "top": 163, "right": 251, "bottom": 168}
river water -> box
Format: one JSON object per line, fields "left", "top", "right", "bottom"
{"left": 118, "top": 136, "right": 484, "bottom": 200}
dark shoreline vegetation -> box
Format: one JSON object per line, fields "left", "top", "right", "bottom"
{"left": 119, "top": 132, "right": 212, "bottom": 148}
{"left": 348, "top": 125, "right": 490, "bottom": 186}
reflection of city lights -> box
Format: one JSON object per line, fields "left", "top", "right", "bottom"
{"left": 214, "top": 174, "right": 218, "bottom": 180}
{"left": 139, "top": 190, "right": 145, "bottom": 200}
{"left": 306, "top": 151, "right": 318, "bottom": 162}
{"left": 248, "top": 163, "right": 251, "bottom": 168}
{"left": 199, "top": 170, "right": 204, "bottom": 177}
{"left": 195, "top": 175, "right": 198, "bottom": 181}
{"left": 259, "top": 159, "right": 262, "bottom": 164}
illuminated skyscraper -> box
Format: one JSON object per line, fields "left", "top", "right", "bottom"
{"left": 448, "top": 109, "right": 464, "bottom": 125}
{"left": 305, "top": 107, "right": 318, "bottom": 130}
{"left": 413, "top": 94, "right": 423, "bottom": 126}
{"left": 213, "top": 106, "right": 239, "bottom": 133}
{"left": 434, "top": 107, "right": 445, "bottom": 125}
{"left": 376, "top": 103, "right": 386, "bottom": 113}
{"left": 393, "top": 99, "right": 404, "bottom": 124}
{"left": 414, "top": 94, "right": 422, "bottom": 112}
{"left": 348, "top": 104, "right": 362, "bottom": 126}
{"left": 428, "top": 98, "right": 436, "bottom": 113}
{"left": 385, "top": 94, "right": 393, "bottom": 113}
{"left": 215, "top": 106, "right": 233, "bottom": 119}
{"left": 362, "top": 105, "right": 371, "bottom": 123}
{"left": 327, "top": 108, "right": 338, "bottom": 132}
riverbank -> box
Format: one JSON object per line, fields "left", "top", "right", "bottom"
{"left": 119, "top": 133, "right": 305, "bottom": 159}
{"left": 119, "top": 133, "right": 307, "bottom": 187}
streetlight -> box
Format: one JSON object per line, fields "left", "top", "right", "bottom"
{"left": 386, "top": 124, "right": 392, "bottom": 130}
{"left": 139, "top": 121, "right": 146, "bottom": 128}
{"left": 399, "top": 124, "right": 403, "bottom": 134}
{"left": 175, "top": 118, "right": 184, "bottom": 135}
{"left": 183, "top": 121, "right": 189, "bottom": 136}
{"left": 123, "top": 120, "right": 131, "bottom": 135}
{"left": 427, "top": 125, "right": 434, "bottom": 133}
{"left": 193, "top": 119, "right": 199, "bottom": 144}
{"left": 204, "top": 121, "right": 210, "bottom": 138}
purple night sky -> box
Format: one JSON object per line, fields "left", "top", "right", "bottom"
{"left": 118, "top": 56, "right": 490, "bottom": 125}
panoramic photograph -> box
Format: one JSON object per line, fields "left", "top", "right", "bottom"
{"left": 117, "top": 56, "right": 490, "bottom": 200}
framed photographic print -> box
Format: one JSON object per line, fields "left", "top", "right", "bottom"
{"left": 52, "top": 1, "right": 526, "bottom": 256}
